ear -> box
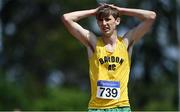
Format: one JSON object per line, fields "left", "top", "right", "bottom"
{"left": 115, "top": 17, "right": 121, "bottom": 25}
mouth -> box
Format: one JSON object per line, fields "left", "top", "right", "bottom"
{"left": 102, "top": 27, "right": 110, "bottom": 32}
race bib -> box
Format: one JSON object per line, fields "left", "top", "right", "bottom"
{"left": 96, "top": 80, "right": 120, "bottom": 99}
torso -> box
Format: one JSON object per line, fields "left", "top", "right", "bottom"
{"left": 88, "top": 37, "right": 131, "bottom": 109}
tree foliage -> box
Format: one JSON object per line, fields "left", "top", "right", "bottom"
{"left": 0, "top": 0, "right": 178, "bottom": 111}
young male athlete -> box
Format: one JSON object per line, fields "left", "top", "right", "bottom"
{"left": 61, "top": 4, "right": 156, "bottom": 111}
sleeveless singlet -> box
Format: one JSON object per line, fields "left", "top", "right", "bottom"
{"left": 88, "top": 37, "right": 131, "bottom": 109}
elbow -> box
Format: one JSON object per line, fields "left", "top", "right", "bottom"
{"left": 148, "top": 11, "right": 156, "bottom": 21}
{"left": 61, "top": 14, "right": 68, "bottom": 23}
{"left": 61, "top": 13, "right": 75, "bottom": 25}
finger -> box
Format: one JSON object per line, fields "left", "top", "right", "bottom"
{"left": 108, "top": 4, "right": 114, "bottom": 7}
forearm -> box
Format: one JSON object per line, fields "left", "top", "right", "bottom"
{"left": 62, "top": 9, "right": 97, "bottom": 22}
{"left": 115, "top": 6, "right": 156, "bottom": 20}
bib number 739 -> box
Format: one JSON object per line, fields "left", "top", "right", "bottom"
{"left": 96, "top": 80, "right": 120, "bottom": 99}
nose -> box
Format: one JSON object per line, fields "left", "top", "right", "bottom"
{"left": 102, "top": 20, "right": 107, "bottom": 25}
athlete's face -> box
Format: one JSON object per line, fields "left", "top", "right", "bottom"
{"left": 97, "top": 15, "right": 120, "bottom": 37}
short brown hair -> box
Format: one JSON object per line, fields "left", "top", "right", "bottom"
{"left": 96, "top": 5, "right": 120, "bottom": 20}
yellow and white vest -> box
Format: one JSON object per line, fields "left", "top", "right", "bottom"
{"left": 88, "top": 37, "right": 131, "bottom": 109}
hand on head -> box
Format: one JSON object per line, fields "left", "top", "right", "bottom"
{"left": 96, "top": 3, "right": 117, "bottom": 11}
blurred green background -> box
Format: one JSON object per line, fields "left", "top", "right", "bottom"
{"left": 0, "top": 0, "right": 179, "bottom": 111}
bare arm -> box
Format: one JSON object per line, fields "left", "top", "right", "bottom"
{"left": 109, "top": 5, "right": 156, "bottom": 49}
{"left": 61, "top": 9, "right": 98, "bottom": 52}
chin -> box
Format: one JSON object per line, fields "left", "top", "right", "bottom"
{"left": 103, "top": 32, "right": 112, "bottom": 37}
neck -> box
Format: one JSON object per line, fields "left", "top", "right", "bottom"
{"left": 102, "top": 30, "right": 118, "bottom": 45}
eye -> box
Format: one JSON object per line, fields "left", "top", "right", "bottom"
{"left": 105, "top": 18, "right": 111, "bottom": 21}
